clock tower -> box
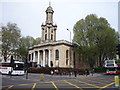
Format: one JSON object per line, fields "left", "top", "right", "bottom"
{"left": 41, "top": 3, "right": 57, "bottom": 43}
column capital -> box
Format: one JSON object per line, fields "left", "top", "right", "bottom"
{"left": 48, "top": 48, "right": 52, "bottom": 51}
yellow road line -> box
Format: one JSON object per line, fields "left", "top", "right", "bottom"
{"left": 51, "top": 81, "right": 59, "bottom": 90}
{"left": 5, "top": 85, "right": 14, "bottom": 90}
{"left": 18, "top": 83, "right": 33, "bottom": 86}
{"left": 2, "top": 77, "right": 115, "bottom": 90}
{"left": 2, "top": 81, "right": 54, "bottom": 88}
{"left": 98, "top": 82, "right": 115, "bottom": 90}
{"left": 79, "top": 78, "right": 113, "bottom": 85}
{"left": 89, "top": 78, "right": 114, "bottom": 82}
{"left": 80, "top": 78, "right": 107, "bottom": 85}
{"left": 74, "top": 79, "right": 100, "bottom": 88}
{"left": 31, "top": 83, "right": 36, "bottom": 90}
{"left": 39, "top": 81, "right": 51, "bottom": 83}
{"left": 64, "top": 80, "right": 83, "bottom": 90}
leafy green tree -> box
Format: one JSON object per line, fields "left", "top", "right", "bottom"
{"left": 1, "top": 23, "right": 21, "bottom": 62}
{"left": 17, "top": 36, "right": 41, "bottom": 63}
{"left": 1, "top": 22, "right": 41, "bottom": 62}
{"left": 34, "top": 37, "right": 41, "bottom": 45}
{"left": 73, "top": 14, "right": 119, "bottom": 68}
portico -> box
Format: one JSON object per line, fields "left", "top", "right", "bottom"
{"left": 29, "top": 48, "right": 52, "bottom": 67}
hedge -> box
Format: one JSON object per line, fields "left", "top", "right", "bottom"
{"left": 94, "top": 67, "right": 106, "bottom": 73}
{"left": 27, "top": 67, "right": 51, "bottom": 74}
{"left": 27, "top": 67, "right": 89, "bottom": 75}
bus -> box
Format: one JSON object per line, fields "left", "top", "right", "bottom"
{"left": 0, "top": 61, "right": 25, "bottom": 75}
{"left": 104, "top": 60, "right": 120, "bottom": 75}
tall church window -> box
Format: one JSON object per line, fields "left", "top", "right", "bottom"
{"left": 66, "top": 50, "right": 69, "bottom": 58}
{"left": 45, "top": 30, "right": 47, "bottom": 33}
{"left": 55, "top": 49, "right": 59, "bottom": 60}
{"left": 66, "top": 50, "right": 69, "bottom": 65}
{"left": 51, "top": 34, "right": 53, "bottom": 40}
{"left": 51, "top": 30, "right": 53, "bottom": 33}
{"left": 45, "top": 34, "right": 47, "bottom": 40}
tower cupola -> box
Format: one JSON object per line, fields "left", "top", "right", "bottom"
{"left": 45, "top": 3, "right": 54, "bottom": 24}
{"left": 41, "top": 3, "right": 57, "bottom": 43}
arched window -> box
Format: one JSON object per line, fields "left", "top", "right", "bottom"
{"left": 45, "top": 30, "right": 47, "bottom": 33}
{"left": 66, "top": 50, "right": 69, "bottom": 65}
{"left": 55, "top": 49, "right": 59, "bottom": 60}
{"left": 66, "top": 50, "right": 69, "bottom": 58}
{"left": 51, "top": 30, "right": 53, "bottom": 33}
{"left": 51, "top": 34, "right": 53, "bottom": 40}
{"left": 45, "top": 34, "right": 47, "bottom": 40}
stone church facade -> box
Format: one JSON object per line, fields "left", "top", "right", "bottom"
{"left": 28, "top": 4, "right": 74, "bottom": 68}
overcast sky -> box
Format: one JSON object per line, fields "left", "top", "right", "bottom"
{"left": 0, "top": 0, "right": 119, "bottom": 42}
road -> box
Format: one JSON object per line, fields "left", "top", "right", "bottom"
{"left": 1, "top": 73, "right": 120, "bottom": 90}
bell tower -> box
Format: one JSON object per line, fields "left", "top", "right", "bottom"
{"left": 41, "top": 3, "right": 57, "bottom": 43}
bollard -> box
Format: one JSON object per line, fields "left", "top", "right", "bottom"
{"left": 40, "top": 74, "right": 44, "bottom": 81}
{"left": 25, "top": 70, "right": 28, "bottom": 79}
{"left": 115, "top": 76, "right": 119, "bottom": 87}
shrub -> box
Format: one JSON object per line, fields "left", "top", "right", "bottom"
{"left": 27, "top": 67, "right": 51, "bottom": 74}
{"left": 27, "top": 67, "right": 87, "bottom": 75}
{"left": 94, "top": 67, "right": 106, "bottom": 73}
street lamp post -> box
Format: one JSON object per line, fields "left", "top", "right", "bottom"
{"left": 72, "top": 42, "right": 80, "bottom": 77}
{"left": 67, "top": 29, "right": 71, "bottom": 43}
{"left": 66, "top": 29, "right": 72, "bottom": 68}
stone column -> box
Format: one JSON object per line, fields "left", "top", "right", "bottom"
{"left": 47, "top": 28, "right": 49, "bottom": 41}
{"left": 48, "top": 28, "right": 50, "bottom": 41}
{"left": 41, "top": 51, "right": 43, "bottom": 66}
{"left": 49, "top": 49, "right": 51, "bottom": 67}
{"left": 37, "top": 51, "right": 40, "bottom": 65}
{"left": 43, "top": 50, "right": 45, "bottom": 67}
{"left": 33, "top": 51, "right": 36, "bottom": 62}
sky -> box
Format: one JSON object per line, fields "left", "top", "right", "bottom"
{"left": 0, "top": 0, "right": 119, "bottom": 42}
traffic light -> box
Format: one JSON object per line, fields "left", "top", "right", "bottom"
{"left": 116, "top": 44, "right": 120, "bottom": 58}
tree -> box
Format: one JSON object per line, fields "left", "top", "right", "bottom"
{"left": 17, "top": 36, "right": 41, "bottom": 63}
{"left": 1, "top": 23, "right": 21, "bottom": 62}
{"left": 1, "top": 22, "right": 41, "bottom": 62}
{"left": 34, "top": 37, "right": 41, "bottom": 45}
{"left": 73, "top": 14, "right": 119, "bottom": 68}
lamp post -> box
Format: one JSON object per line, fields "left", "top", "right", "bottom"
{"left": 72, "top": 42, "right": 80, "bottom": 77}
{"left": 67, "top": 29, "right": 72, "bottom": 68}
{"left": 67, "top": 29, "right": 71, "bottom": 43}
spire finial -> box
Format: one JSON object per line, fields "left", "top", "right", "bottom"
{"left": 49, "top": 0, "right": 51, "bottom": 6}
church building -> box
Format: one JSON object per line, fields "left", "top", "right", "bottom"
{"left": 28, "top": 4, "right": 75, "bottom": 68}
